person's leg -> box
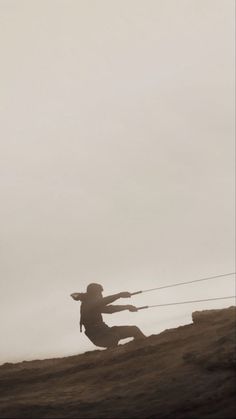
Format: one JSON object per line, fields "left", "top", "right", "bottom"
{"left": 111, "top": 325, "right": 146, "bottom": 343}
{"left": 85, "top": 328, "right": 119, "bottom": 348}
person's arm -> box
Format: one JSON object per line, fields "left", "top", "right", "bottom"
{"left": 99, "top": 292, "right": 131, "bottom": 306}
{"left": 102, "top": 305, "right": 138, "bottom": 313}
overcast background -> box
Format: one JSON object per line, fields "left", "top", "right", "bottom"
{"left": 0, "top": 0, "right": 235, "bottom": 364}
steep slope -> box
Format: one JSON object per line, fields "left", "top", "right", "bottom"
{"left": 0, "top": 306, "right": 235, "bottom": 418}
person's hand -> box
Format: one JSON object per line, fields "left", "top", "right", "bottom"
{"left": 119, "top": 292, "right": 131, "bottom": 298}
{"left": 127, "top": 305, "right": 138, "bottom": 312}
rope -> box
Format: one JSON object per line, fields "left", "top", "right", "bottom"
{"left": 131, "top": 272, "right": 236, "bottom": 296}
{"left": 137, "top": 295, "right": 236, "bottom": 310}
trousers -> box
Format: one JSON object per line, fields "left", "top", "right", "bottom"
{"left": 85, "top": 324, "right": 145, "bottom": 348}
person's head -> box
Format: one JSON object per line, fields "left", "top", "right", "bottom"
{"left": 86, "top": 283, "right": 103, "bottom": 297}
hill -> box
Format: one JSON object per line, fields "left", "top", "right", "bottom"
{"left": 0, "top": 306, "right": 235, "bottom": 418}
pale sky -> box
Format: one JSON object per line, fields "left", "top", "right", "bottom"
{"left": 0, "top": 0, "right": 235, "bottom": 364}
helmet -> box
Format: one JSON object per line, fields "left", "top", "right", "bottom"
{"left": 86, "top": 283, "right": 103, "bottom": 294}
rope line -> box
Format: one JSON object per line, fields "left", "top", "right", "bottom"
{"left": 132, "top": 272, "right": 235, "bottom": 296}
{"left": 137, "top": 295, "right": 236, "bottom": 310}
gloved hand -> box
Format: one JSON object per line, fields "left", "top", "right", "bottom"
{"left": 127, "top": 305, "right": 138, "bottom": 312}
{"left": 119, "top": 292, "right": 131, "bottom": 298}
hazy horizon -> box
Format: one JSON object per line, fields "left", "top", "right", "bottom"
{"left": 0, "top": 0, "right": 235, "bottom": 364}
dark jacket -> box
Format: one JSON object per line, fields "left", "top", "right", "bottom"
{"left": 79, "top": 293, "right": 129, "bottom": 332}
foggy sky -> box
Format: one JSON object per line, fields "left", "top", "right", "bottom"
{"left": 0, "top": 0, "right": 235, "bottom": 364}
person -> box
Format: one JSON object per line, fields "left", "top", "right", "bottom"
{"left": 71, "top": 283, "right": 146, "bottom": 348}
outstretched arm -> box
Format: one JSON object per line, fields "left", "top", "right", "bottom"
{"left": 99, "top": 292, "right": 131, "bottom": 306}
{"left": 102, "top": 304, "right": 138, "bottom": 314}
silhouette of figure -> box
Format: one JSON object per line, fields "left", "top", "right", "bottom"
{"left": 71, "top": 283, "right": 146, "bottom": 348}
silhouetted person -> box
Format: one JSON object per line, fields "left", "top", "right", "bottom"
{"left": 71, "top": 283, "right": 146, "bottom": 348}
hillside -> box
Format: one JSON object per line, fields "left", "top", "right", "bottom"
{"left": 0, "top": 306, "right": 235, "bottom": 419}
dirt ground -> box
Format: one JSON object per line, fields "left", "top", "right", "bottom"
{"left": 0, "top": 306, "right": 235, "bottom": 418}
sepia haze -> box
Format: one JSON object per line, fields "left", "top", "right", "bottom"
{"left": 0, "top": 0, "right": 235, "bottom": 364}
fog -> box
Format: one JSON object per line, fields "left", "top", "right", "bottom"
{"left": 0, "top": 0, "right": 235, "bottom": 364}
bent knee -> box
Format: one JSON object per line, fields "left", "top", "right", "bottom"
{"left": 130, "top": 325, "right": 140, "bottom": 331}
